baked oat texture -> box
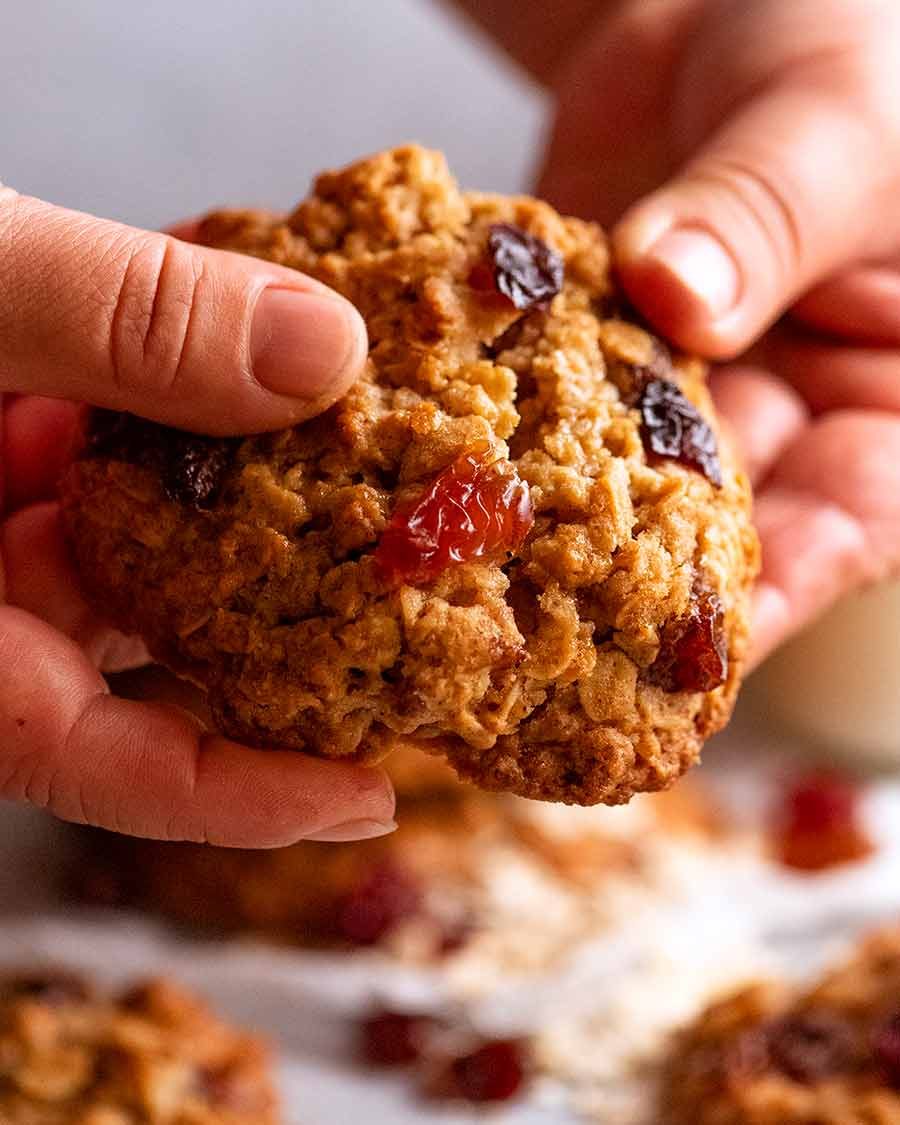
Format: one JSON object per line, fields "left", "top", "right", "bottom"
{"left": 661, "top": 928, "right": 900, "bottom": 1124}
{"left": 0, "top": 972, "right": 278, "bottom": 1124}
{"left": 62, "top": 144, "right": 758, "bottom": 804}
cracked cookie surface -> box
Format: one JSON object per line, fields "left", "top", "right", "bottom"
{"left": 61, "top": 145, "right": 758, "bottom": 804}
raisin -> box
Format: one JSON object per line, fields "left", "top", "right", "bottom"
{"left": 637, "top": 378, "right": 722, "bottom": 486}
{"left": 359, "top": 1010, "right": 433, "bottom": 1066}
{"left": 84, "top": 410, "right": 237, "bottom": 510}
{"left": 333, "top": 862, "right": 424, "bottom": 946}
{"left": 648, "top": 586, "right": 727, "bottom": 693}
{"left": 873, "top": 1013, "right": 900, "bottom": 1088}
{"left": 449, "top": 1039, "right": 530, "bottom": 1103}
{"left": 160, "top": 433, "right": 235, "bottom": 508}
{"left": 374, "top": 446, "right": 533, "bottom": 586}
{"left": 765, "top": 1012, "right": 857, "bottom": 1083}
{"left": 774, "top": 772, "right": 873, "bottom": 872}
{"left": 478, "top": 223, "right": 564, "bottom": 311}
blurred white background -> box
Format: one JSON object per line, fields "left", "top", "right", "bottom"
{"left": 2, "top": 0, "right": 546, "bottom": 227}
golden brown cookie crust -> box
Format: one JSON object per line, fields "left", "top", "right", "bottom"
{"left": 0, "top": 973, "right": 278, "bottom": 1124}
{"left": 661, "top": 929, "right": 900, "bottom": 1124}
{"left": 62, "top": 145, "right": 758, "bottom": 805}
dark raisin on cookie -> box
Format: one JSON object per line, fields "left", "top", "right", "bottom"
{"left": 648, "top": 585, "right": 728, "bottom": 694}
{"left": 484, "top": 223, "right": 564, "bottom": 311}
{"left": 637, "top": 378, "right": 723, "bottom": 487}
{"left": 160, "top": 433, "right": 236, "bottom": 508}
{"left": 85, "top": 410, "right": 236, "bottom": 509}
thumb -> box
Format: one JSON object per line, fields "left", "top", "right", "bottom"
{"left": 0, "top": 190, "right": 367, "bottom": 434}
{"left": 613, "top": 82, "right": 900, "bottom": 358}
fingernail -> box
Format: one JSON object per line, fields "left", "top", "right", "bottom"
{"left": 303, "top": 818, "right": 398, "bottom": 843}
{"left": 644, "top": 228, "right": 741, "bottom": 321}
{"left": 251, "top": 288, "right": 364, "bottom": 398}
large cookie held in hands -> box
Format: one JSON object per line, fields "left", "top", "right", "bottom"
{"left": 62, "top": 145, "right": 758, "bottom": 805}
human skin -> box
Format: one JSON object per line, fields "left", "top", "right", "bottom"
{"left": 0, "top": 196, "right": 396, "bottom": 846}
{"left": 456, "top": 0, "right": 900, "bottom": 665}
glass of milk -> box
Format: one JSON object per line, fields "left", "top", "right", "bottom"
{"left": 750, "top": 580, "right": 900, "bottom": 768}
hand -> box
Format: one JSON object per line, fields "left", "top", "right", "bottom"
{"left": 0, "top": 190, "right": 396, "bottom": 845}
{"left": 538, "top": 0, "right": 900, "bottom": 665}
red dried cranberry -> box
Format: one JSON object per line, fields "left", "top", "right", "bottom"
{"left": 479, "top": 223, "right": 564, "bottom": 311}
{"left": 648, "top": 586, "right": 728, "bottom": 693}
{"left": 334, "top": 862, "right": 424, "bottom": 945}
{"left": 450, "top": 1039, "right": 529, "bottom": 1103}
{"left": 775, "top": 773, "right": 873, "bottom": 872}
{"left": 359, "top": 1010, "right": 433, "bottom": 1066}
{"left": 374, "top": 446, "right": 533, "bottom": 586}
{"left": 873, "top": 1013, "right": 900, "bottom": 1088}
{"left": 785, "top": 773, "right": 860, "bottom": 834}
{"left": 637, "top": 378, "right": 722, "bottom": 487}
{"left": 766, "top": 1012, "right": 857, "bottom": 1083}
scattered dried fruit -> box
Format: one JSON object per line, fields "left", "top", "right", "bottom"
{"left": 374, "top": 446, "right": 533, "bottom": 586}
{"left": 359, "top": 1010, "right": 433, "bottom": 1066}
{"left": 475, "top": 223, "right": 564, "bottom": 311}
{"left": 333, "top": 862, "right": 424, "bottom": 945}
{"left": 775, "top": 772, "right": 873, "bottom": 872}
{"left": 637, "top": 378, "right": 723, "bottom": 486}
{"left": 450, "top": 1039, "right": 529, "bottom": 1103}
{"left": 765, "top": 1012, "right": 857, "bottom": 1083}
{"left": 648, "top": 586, "right": 728, "bottom": 693}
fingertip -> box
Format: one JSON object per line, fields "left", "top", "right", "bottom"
{"left": 248, "top": 286, "right": 368, "bottom": 407}
{"left": 613, "top": 213, "right": 744, "bottom": 358}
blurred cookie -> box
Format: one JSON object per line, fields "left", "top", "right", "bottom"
{"left": 0, "top": 971, "right": 278, "bottom": 1123}
{"left": 661, "top": 928, "right": 900, "bottom": 1124}
{"left": 62, "top": 145, "right": 758, "bottom": 805}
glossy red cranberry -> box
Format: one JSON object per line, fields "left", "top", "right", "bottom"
{"left": 648, "top": 586, "right": 728, "bottom": 693}
{"left": 334, "top": 863, "right": 424, "bottom": 945}
{"left": 374, "top": 446, "right": 533, "bottom": 586}
{"left": 359, "top": 1010, "right": 433, "bottom": 1066}
{"left": 873, "top": 1013, "right": 900, "bottom": 1088}
{"left": 775, "top": 772, "right": 873, "bottom": 872}
{"left": 637, "top": 377, "right": 722, "bottom": 486}
{"left": 450, "top": 1039, "right": 529, "bottom": 1103}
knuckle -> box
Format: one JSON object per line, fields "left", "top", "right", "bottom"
{"left": 107, "top": 235, "right": 205, "bottom": 403}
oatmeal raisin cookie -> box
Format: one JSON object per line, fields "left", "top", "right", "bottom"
{"left": 62, "top": 145, "right": 758, "bottom": 804}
